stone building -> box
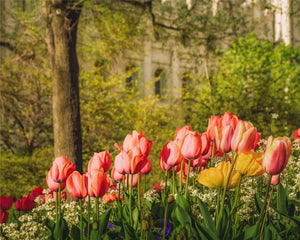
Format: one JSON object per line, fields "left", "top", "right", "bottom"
{"left": 119, "top": 0, "right": 300, "bottom": 99}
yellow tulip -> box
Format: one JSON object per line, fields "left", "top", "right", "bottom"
{"left": 235, "top": 152, "right": 264, "bottom": 177}
{"left": 197, "top": 162, "right": 240, "bottom": 189}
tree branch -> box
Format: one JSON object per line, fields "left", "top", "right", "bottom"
{"left": 0, "top": 40, "right": 35, "bottom": 60}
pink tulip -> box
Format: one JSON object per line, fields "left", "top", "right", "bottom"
{"left": 174, "top": 125, "right": 192, "bottom": 146}
{"left": 200, "top": 132, "right": 210, "bottom": 156}
{"left": 207, "top": 116, "right": 222, "bottom": 141}
{"left": 270, "top": 174, "right": 280, "bottom": 186}
{"left": 114, "top": 147, "right": 146, "bottom": 174}
{"left": 181, "top": 131, "right": 202, "bottom": 160}
{"left": 50, "top": 156, "right": 76, "bottom": 183}
{"left": 215, "top": 125, "right": 234, "bottom": 153}
{"left": 262, "top": 136, "right": 291, "bottom": 175}
{"left": 46, "top": 169, "right": 66, "bottom": 192}
{"left": 0, "top": 196, "right": 13, "bottom": 210}
{"left": 88, "top": 151, "right": 111, "bottom": 174}
{"left": 140, "top": 157, "right": 152, "bottom": 175}
{"left": 123, "top": 130, "right": 153, "bottom": 157}
{"left": 221, "top": 112, "right": 239, "bottom": 129}
{"left": 66, "top": 171, "right": 88, "bottom": 199}
{"left": 160, "top": 156, "right": 172, "bottom": 171}
{"left": 88, "top": 169, "right": 110, "bottom": 197}
{"left": 231, "top": 120, "right": 257, "bottom": 153}
{"left": 126, "top": 173, "right": 141, "bottom": 187}
{"left": 160, "top": 141, "right": 182, "bottom": 167}
{"left": 111, "top": 166, "right": 123, "bottom": 181}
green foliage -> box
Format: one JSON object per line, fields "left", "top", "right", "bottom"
{"left": 186, "top": 34, "right": 300, "bottom": 137}
{"left": 80, "top": 67, "right": 182, "bottom": 185}
{"left": 0, "top": 148, "right": 53, "bottom": 199}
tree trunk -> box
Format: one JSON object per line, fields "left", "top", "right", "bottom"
{"left": 46, "top": 0, "right": 83, "bottom": 172}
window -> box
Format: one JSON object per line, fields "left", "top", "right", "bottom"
{"left": 154, "top": 69, "right": 166, "bottom": 98}
{"left": 125, "top": 65, "right": 138, "bottom": 89}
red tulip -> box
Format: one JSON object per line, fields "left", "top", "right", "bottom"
{"left": 88, "top": 151, "right": 111, "bottom": 174}
{"left": 15, "top": 195, "right": 35, "bottom": 212}
{"left": 262, "top": 136, "right": 291, "bottom": 175}
{"left": 31, "top": 187, "right": 45, "bottom": 199}
{"left": 180, "top": 131, "right": 202, "bottom": 160}
{"left": 50, "top": 156, "right": 76, "bottom": 183}
{"left": 0, "top": 196, "right": 13, "bottom": 210}
{"left": 103, "top": 193, "right": 121, "bottom": 203}
{"left": 160, "top": 141, "right": 182, "bottom": 167}
{"left": 66, "top": 171, "right": 88, "bottom": 198}
{"left": 293, "top": 128, "right": 300, "bottom": 140}
{"left": 0, "top": 209, "right": 9, "bottom": 223}
{"left": 231, "top": 120, "right": 257, "bottom": 153}
{"left": 253, "top": 132, "right": 262, "bottom": 150}
{"left": 88, "top": 169, "right": 110, "bottom": 197}
{"left": 140, "top": 157, "right": 152, "bottom": 175}
{"left": 207, "top": 116, "right": 222, "bottom": 141}
{"left": 46, "top": 170, "right": 66, "bottom": 192}
{"left": 215, "top": 125, "right": 234, "bottom": 153}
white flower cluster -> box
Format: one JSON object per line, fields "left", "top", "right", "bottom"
{"left": 143, "top": 189, "right": 160, "bottom": 204}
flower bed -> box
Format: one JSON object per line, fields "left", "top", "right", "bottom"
{"left": 1, "top": 113, "right": 300, "bottom": 240}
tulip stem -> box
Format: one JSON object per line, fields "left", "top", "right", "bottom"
{"left": 87, "top": 195, "right": 91, "bottom": 238}
{"left": 165, "top": 171, "right": 168, "bottom": 197}
{"left": 58, "top": 183, "right": 61, "bottom": 217}
{"left": 162, "top": 201, "right": 169, "bottom": 240}
{"left": 257, "top": 176, "right": 272, "bottom": 238}
{"left": 231, "top": 175, "right": 243, "bottom": 215}
{"left": 179, "top": 158, "right": 184, "bottom": 193}
{"left": 129, "top": 174, "right": 133, "bottom": 225}
{"left": 79, "top": 199, "right": 83, "bottom": 240}
{"left": 55, "top": 191, "right": 58, "bottom": 222}
{"left": 184, "top": 159, "right": 192, "bottom": 199}
{"left": 172, "top": 167, "right": 176, "bottom": 195}
{"left": 260, "top": 186, "right": 274, "bottom": 238}
{"left": 138, "top": 172, "right": 141, "bottom": 210}
{"left": 216, "top": 153, "right": 237, "bottom": 230}
{"left": 95, "top": 197, "right": 99, "bottom": 222}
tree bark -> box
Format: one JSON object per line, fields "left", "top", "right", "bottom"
{"left": 46, "top": 0, "right": 83, "bottom": 172}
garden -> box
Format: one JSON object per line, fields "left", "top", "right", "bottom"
{"left": 1, "top": 1, "right": 300, "bottom": 239}
{"left": 1, "top": 112, "right": 300, "bottom": 239}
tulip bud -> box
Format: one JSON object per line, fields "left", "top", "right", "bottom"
{"left": 92, "top": 221, "right": 99, "bottom": 230}
{"left": 270, "top": 174, "right": 280, "bottom": 186}
{"left": 166, "top": 195, "right": 175, "bottom": 204}
{"left": 262, "top": 136, "right": 291, "bottom": 175}
{"left": 142, "top": 220, "right": 149, "bottom": 230}
{"left": 181, "top": 131, "right": 202, "bottom": 160}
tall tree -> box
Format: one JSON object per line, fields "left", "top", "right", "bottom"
{"left": 46, "top": 0, "right": 83, "bottom": 171}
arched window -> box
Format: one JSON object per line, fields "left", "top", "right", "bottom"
{"left": 154, "top": 69, "right": 166, "bottom": 98}
{"left": 125, "top": 65, "right": 138, "bottom": 89}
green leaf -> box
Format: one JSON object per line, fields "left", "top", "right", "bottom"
{"left": 123, "top": 223, "right": 137, "bottom": 240}
{"left": 53, "top": 216, "right": 69, "bottom": 240}
{"left": 70, "top": 225, "right": 81, "bottom": 240}
{"left": 132, "top": 207, "right": 140, "bottom": 230}
{"left": 174, "top": 205, "right": 191, "bottom": 225}
{"left": 90, "top": 229, "right": 98, "bottom": 240}
{"left": 244, "top": 224, "right": 258, "bottom": 240}
{"left": 278, "top": 183, "right": 288, "bottom": 214}
{"left": 255, "top": 194, "right": 263, "bottom": 212}
{"left": 99, "top": 208, "right": 111, "bottom": 235}
{"left": 176, "top": 194, "right": 190, "bottom": 212}
{"left": 197, "top": 199, "right": 215, "bottom": 231}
